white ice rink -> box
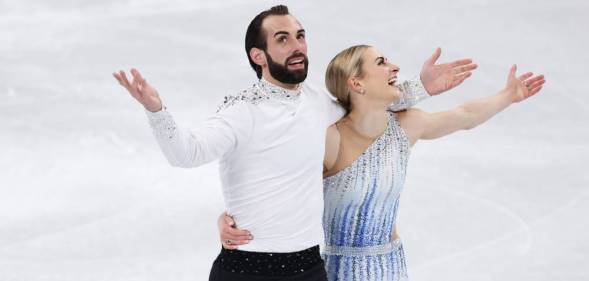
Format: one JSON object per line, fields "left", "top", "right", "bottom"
{"left": 1, "top": 0, "right": 588, "bottom": 280}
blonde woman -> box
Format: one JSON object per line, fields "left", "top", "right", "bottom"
{"left": 221, "top": 45, "right": 544, "bottom": 280}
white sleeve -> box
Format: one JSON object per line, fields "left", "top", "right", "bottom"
{"left": 389, "top": 76, "right": 430, "bottom": 112}
{"left": 145, "top": 103, "right": 252, "bottom": 168}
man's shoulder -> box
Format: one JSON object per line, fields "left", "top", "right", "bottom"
{"left": 216, "top": 83, "right": 266, "bottom": 113}
{"left": 301, "top": 82, "right": 335, "bottom": 102}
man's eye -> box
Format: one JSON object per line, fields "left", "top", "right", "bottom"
{"left": 297, "top": 34, "right": 305, "bottom": 39}
{"left": 278, "top": 37, "right": 287, "bottom": 43}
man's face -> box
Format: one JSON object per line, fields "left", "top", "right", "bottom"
{"left": 261, "top": 14, "right": 309, "bottom": 84}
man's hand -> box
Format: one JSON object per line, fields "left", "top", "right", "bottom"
{"left": 113, "top": 68, "right": 163, "bottom": 112}
{"left": 218, "top": 212, "right": 253, "bottom": 250}
{"left": 420, "top": 48, "right": 478, "bottom": 96}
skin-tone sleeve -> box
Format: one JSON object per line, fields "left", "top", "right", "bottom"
{"left": 145, "top": 103, "right": 253, "bottom": 168}
{"left": 388, "top": 76, "right": 430, "bottom": 112}
{"left": 323, "top": 76, "right": 430, "bottom": 125}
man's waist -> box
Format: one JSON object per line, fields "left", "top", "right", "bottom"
{"left": 237, "top": 236, "right": 323, "bottom": 253}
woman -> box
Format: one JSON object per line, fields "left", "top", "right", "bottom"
{"left": 221, "top": 45, "right": 545, "bottom": 280}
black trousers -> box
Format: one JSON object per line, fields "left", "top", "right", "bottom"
{"left": 208, "top": 246, "right": 327, "bottom": 281}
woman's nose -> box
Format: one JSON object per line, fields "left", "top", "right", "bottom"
{"left": 390, "top": 64, "right": 400, "bottom": 73}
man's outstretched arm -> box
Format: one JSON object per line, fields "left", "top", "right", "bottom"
{"left": 113, "top": 69, "right": 251, "bottom": 168}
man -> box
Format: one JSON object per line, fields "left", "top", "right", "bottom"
{"left": 113, "top": 5, "right": 476, "bottom": 281}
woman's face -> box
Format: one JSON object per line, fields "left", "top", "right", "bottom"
{"left": 357, "top": 47, "right": 401, "bottom": 104}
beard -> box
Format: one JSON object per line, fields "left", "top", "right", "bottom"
{"left": 264, "top": 50, "right": 309, "bottom": 84}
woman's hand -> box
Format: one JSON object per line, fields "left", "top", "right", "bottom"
{"left": 503, "top": 64, "right": 545, "bottom": 103}
{"left": 419, "top": 47, "right": 478, "bottom": 95}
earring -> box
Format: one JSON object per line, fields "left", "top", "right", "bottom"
{"left": 360, "top": 89, "right": 365, "bottom": 95}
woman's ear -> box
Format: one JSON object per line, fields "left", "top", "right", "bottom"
{"left": 250, "top": 48, "right": 267, "bottom": 68}
{"left": 347, "top": 77, "right": 365, "bottom": 95}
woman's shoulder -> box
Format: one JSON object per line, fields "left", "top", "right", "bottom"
{"left": 325, "top": 123, "right": 341, "bottom": 148}
{"left": 393, "top": 108, "right": 428, "bottom": 146}
{"left": 323, "top": 122, "right": 342, "bottom": 172}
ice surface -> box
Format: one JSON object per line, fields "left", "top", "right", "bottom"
{"left": 1, "top": 0, "right": 588, "bottom": 280}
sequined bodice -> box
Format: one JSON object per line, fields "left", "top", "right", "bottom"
{"left": 322, "top": 111, "right": 410, "bottom": 247}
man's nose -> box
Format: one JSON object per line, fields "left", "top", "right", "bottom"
{"left": 291, "top": 38, "right": 305, "bottom": 53}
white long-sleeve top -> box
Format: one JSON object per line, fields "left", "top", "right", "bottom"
{"left": 145, "top": 78, "right": 428, "bottom": 252}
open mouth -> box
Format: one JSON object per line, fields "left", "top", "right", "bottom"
{"left": 287, "top": 56, "right": 306, "bottom": 69}
{"left": 388, "top": 76, "right": 397, "bottom": 87}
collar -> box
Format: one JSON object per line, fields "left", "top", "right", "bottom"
{"left": 257, "top": 78, "right": 302, "bottom": 102}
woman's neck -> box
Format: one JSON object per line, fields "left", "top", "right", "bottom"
{"left": 344, "top": 104, "right": 389, "bottom": 139}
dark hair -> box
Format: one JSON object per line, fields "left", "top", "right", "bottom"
{"left": 245, "top": 5, "right": 290, "bottom": 79}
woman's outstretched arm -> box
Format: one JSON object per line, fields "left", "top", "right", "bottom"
{"left": 399, "top": 65, "right": 545, "bottom": 144}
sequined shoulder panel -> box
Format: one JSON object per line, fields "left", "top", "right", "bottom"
{"left": 216, "top": 79, "right": 301, "bottom": 113}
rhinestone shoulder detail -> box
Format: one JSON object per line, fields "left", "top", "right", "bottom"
{"left": 216, "top": 79, "right": 301, "bottom": 113}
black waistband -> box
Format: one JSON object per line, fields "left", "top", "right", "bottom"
{"left": 215, "top": 245, "right": 323, "bottom": 277}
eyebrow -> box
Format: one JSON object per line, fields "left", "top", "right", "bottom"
{"left": 273, "top": 29, "right": 306, "bottom": 37}
{"left": 273, "top": 31, "right": 289, "bottom": 37}
{"left": 375, "top": 56, "right": 385, "bottom": 62}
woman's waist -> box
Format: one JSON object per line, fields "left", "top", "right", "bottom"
{"left": 322, "top": 238, "right": 403, "bottom": 257}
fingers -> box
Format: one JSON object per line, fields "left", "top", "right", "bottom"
{"left": 520, "top": 73, "right": 545, "bottom": 99}
{"left": 119, "top": 70, "right": 133, "bottom": 89}
{"left": 518, "top": 72, "right": 533, "bottom": 81}
{"left": 509, "top": 64, "right": 517, "bottom": 77}
{"left": 526, "top": 76, "right": 545, "bottom": 97}
{"left": 527, "top": 85, "right": 543, "bottom": 97}
{"left": 130, "top": 68, "right": 142, "bottom": 80}
{"left": 222, "top": 239, "right": 247, "bottom": 250}
{"left": 222, "top": 239, "right": 251, "bottom": 247}
{"left": 222, "top": 243, "right": 238, "bottom": 250}
{"left": 454, "top": 63, "right": 478, "bottom": 75}
{"left": 451, "top": 72, "right": 472, "bottom": 88}
{"left": 223, "top": 213, "right": 235, "bottom": 227}
{"left": 220, "top": 225, "right": 253, "bottom": 250}
{"left": 526, "top": 77, "right": 545, "bottom": 90}
{"left": 450, "top": 58, "right": 474, "bottom": 68}
{"left": 112, "top": 72, "right": 123, "bottom": 85}
{"left": 222, "top": 226, "right": 252, "bottom": 241}
{"left": 219, "top": 213, "right": 253, "bottom": 241}
{"left": 112, "top": 69, "right": 146, "bottom": 89}
{"left": 131, "top": 68, "right": 147, "bottom": 85}
{"left": 426, "top": 47, "right": 442, "bottom": 65}
{"left": 455, "top": 71, "right": 472, "bottom": 81}
{"left": 524, "top": 74, "right": 545, "bottom": 86}
{"left": 113, "top": 71, "right": 130, "bottom": 88}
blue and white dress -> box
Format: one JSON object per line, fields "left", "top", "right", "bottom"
{"left": 322, "top": 111, "right": 410, "bottom": 281}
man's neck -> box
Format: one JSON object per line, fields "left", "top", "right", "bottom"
{"left": 262, "top": 74, "right": 299, "bottom": 91}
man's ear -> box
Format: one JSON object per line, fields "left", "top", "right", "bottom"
{"left": 250, "top": 47, "right": 266, "bottom": 68}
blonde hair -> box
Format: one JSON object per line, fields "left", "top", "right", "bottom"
{"left": 325, "top": 45, "right": 371, "bottom": 114}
